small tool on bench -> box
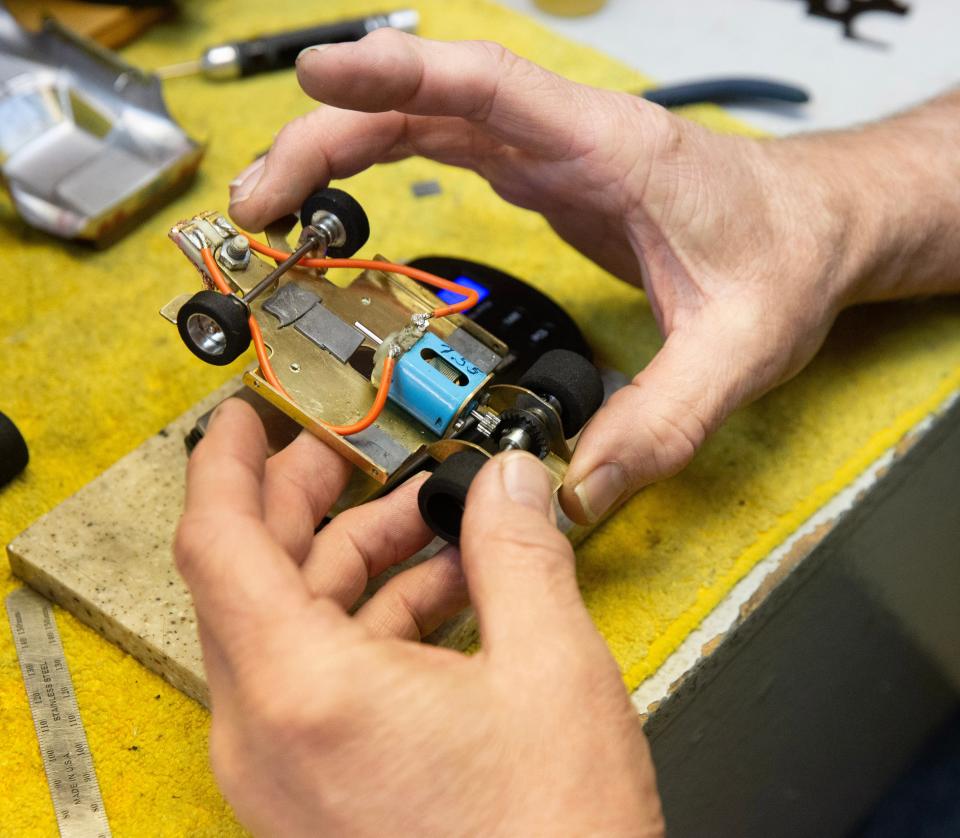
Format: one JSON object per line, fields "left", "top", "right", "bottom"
{"left": 641, "top": 77, "right": 810, "bottom": 109}
{"left": 6, "top": 588, "right": 112, "bottom": 837}
{"left": 156, "top": 9, "right": 419, "bottom": 80}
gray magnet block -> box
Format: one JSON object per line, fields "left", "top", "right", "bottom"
{"left": 294, "top": 304, "right": 365, "bottom": 363}
{"left": 446, "top": 326, "right": 502, "bottom": 373}
{"left": 263, "top": 283, "right": 321, "bottom": 327}
{"left": 347, "top": 424, "right": 411, "bottom": 474}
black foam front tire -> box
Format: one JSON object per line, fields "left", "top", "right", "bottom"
{"left": 0, "top": 411, "right": 28, "bottom": 488}
{"left": 518, "top": 349, "right": 604, "bottom": 437}
{"left": 177, "top": 290, "right": 251, "bottom": 366}
{"left": 418, "top": 449, "right": 488, "bottom": 545}
{"left": 299, "top": 188, "right": 370, "bottom": 258}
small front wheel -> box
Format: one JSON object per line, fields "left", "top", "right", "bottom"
{"left": 177, "top": 290, "right": 251, "bottom": 366}
{"left": 299, "top": 188, "right": 370, "bottom": 258}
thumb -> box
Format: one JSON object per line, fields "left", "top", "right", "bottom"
{"left": 562, "top": 322, "right": 761, "bottom": 524}
{"left": 459, "top": 451, "right": 594, "bottom": 657}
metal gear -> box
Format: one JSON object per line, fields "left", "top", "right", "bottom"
{"left": 496, "top": 408, "right": 550, "bottom": 459}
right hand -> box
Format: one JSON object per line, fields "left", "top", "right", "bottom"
{"left": 228, "top": 30, "right": 864, "bottom": 523}
{"left": 175, "top": 400, "right": 664, "bottom": 837}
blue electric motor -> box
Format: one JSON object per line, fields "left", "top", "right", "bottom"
{"left": 389, "top": 332, "right": 488, "bottom": 434}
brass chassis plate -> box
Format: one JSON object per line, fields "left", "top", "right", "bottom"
{"left": 164, "top": 212, "right": 511, "bottom": 484}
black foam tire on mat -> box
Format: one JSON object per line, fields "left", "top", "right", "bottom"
{"left": 418, "top": 449, "right": 489, "bottom": 545}
{"left": 177, "top": 290, "right": 251, "bottom": 366}
{"left": 518, "top": 349, "right": 604, "bottom": 437}
{"left": 0, "top": 411, "right": 29, "bottom": 488}
{"left": 299, "top": 188, "right": 370, "bottom": 258}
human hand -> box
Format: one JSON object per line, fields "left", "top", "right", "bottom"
{"left": 175, "top": 399, "right": 663, "bottom": 837}
{"left": 227, "top": 31, "right": 865, "bottom": 524}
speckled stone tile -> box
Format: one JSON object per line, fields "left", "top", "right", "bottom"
{"left": 5, "top": 380, "right": 481, "bottom": 707}
{"left": 6, "top": 381, "right": 242, "bottom": 707}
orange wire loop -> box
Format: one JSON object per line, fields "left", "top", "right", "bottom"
{"left": 323, "top": 355, "right": 396, "bottom": 436}
{"left": 244, "top": 238, "right": 480, "bottom": 318}
{"left": 198, "top": 246, "right": 396, "bottom": 436}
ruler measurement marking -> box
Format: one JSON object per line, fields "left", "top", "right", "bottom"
{"left": 6, "top": 588, "right": 112, "bottom": 838}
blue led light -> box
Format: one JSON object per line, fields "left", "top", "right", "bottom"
{"left": 435, "top": 275, "right": 490, "bottom": 306}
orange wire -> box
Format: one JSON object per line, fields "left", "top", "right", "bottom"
{"left": 245, "top": 238, "right": 480, "bottom": 318}
{"left": 324, "top": 355, "right": 396, "bottom": 435}
{"left": 202, "top": 247, "right": 289, "bottom": 395}
{"left": 198, "top": 246, "right": 394, "bottom": 436}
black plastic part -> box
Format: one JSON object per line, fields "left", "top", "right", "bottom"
{"left": 0, "top": 411, "right": 29, "bottom": 488}
{"left": 418, "top": 449, "right": 488, "bottom": 544}
{"left": 236, "top": 19, "right": 371, "bottom": 77}
{"left": 642, "top": 78, "right": 809, "bottom": 108}
{"left": 518, "top": 349, "right": 604, "bottom": 437}
{"left": 177, "top": 290, "right": 251, "bottom": 366}
{"left": 299, "top": 188, "right": 370, "bottom": 258}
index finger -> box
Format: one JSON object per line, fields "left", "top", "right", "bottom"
{"left": 295, "top": 29, "right": 587, "bottom": 159}
{"left": 176, "top": 399, "right": 314, "bottom": 640}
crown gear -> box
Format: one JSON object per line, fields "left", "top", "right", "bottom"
{"left": 496, "top": 408, "right": 550, "bottom": 459}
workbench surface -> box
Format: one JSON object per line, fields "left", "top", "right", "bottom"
{"left": 2, "top": 2, "right": 959, "bottom": 835}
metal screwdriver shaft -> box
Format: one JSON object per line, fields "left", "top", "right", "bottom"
{"left": 155, "top": 10, "right": 418, "bottom": 81}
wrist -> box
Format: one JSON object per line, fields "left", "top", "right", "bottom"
{"left": 767, "top": 92, "right": 960, "bottom": 307}
{"left": 757, "top": 133, "right": 880, "bottom": 312}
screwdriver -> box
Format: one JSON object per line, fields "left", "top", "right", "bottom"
{"left": 156, "top": 9, "right": 419, "bottom": 81}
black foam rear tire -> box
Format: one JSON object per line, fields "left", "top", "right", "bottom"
{"left": 177, "top": 290, "right": 251, "bottom": 366}
{"left": 518, "top": 349, "right": 603, "bottom": 437}
{"left": 418, "top": 449, "right": 488, "bottom": 544}
{"left": 0, "top": 411, "right": 28, "bottom": 488}
{"left": 299, "top": 188, "right": 370, "bottom": 258}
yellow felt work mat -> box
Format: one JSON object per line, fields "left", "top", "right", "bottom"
{"left": 2, "top": 1, "right": 959, "bottom": 835}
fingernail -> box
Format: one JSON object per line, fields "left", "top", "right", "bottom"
{"left": 228, "top": 156, "right": 265, "bottom": 205}
{"left": 296, "top": 43, "right": 333, "bottom": 62}
{"left": 573, "top": 463, "right": 627, "bottom": 523}
{"left": 500, "top": 452, "right": 552, "bottom": 514}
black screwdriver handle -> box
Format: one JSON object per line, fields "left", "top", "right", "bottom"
{"left": 235, "top": 17, "right": 386, "bottom": 77}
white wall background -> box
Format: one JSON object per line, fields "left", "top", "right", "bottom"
{"left": 496, "top": 0, "right": 959, "bottom": 135}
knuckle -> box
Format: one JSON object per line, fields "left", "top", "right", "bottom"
{"left": 642, "top": 405, "right": 705, "bottom": 477}
{"left": 479, "top": 523, "right": 574, "bottom": 578}
{"left": 613, "top": 384, "right": 708, "bottom": 483}
{"left": 363, "top": 25, "right": 403, "bottom": 47}
{"left": 464, "top": 41, "right": 521, "bottom": 121}
{"left": 209, "top": 718, "right": 244, "bottom": 795}
{"left": 273, "top": 114, "right": 310, "bottom": 149}
{"left": 172, "top": 515, "right": 210, "bottom": 578}
{"left": 240, "top": 664, "right": 355, "bottom": 746}
{"left": 327, "top": 508, "right": 378, "bottom": 571}
{"left": 474, "top": 39, "right": 528, "bottom": 80}
{"left": 381, "top": 589, "right": 425, "bottom": 639}
{"left": 475, "top": 39, "right": 513, "bottom": 68}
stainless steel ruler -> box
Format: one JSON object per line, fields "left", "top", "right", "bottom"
{"left": 5, "top": 587, "right": 111, "bottom": 838}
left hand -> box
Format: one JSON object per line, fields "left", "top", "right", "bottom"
{"left": 174, "top": 398, "right": 662, "bottom": 836}
{"left": 228, "top": 31, "right": 865, "bottom": 525}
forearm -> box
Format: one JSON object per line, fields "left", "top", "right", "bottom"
{"left": 778, "top": 89, "right": 960, "bottom": 305}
